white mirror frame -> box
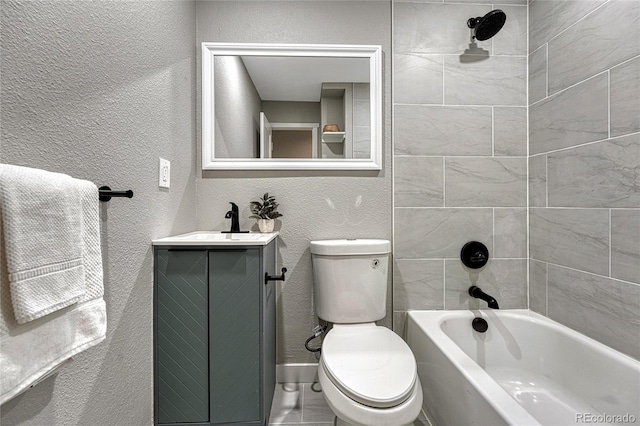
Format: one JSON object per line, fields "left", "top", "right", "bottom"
{"left": 201, "top": 43, "right": 383, "bottom": 171}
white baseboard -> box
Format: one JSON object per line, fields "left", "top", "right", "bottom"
{"left": 276, "top": 363, "right": 319, "bottom": 383}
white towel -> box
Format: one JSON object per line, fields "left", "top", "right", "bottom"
{"left": 0, "top": 167, "right": 106, "bottom": 404}
{"left": 0, "top": 164, "right": 86, "bottom": 324}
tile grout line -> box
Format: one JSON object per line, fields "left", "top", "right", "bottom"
{"left": 441, "top": 55, "right": 445, "bottom": 106}
{"left": 607, "top": 69, "right": 611, "bottom": 140}
{"left": 534, "top": 258, "right": 640, "bottom": 288}
{"left": 396, "top": 257, "right": 529, "bottom": 260}
{"left": 391, "top": 1, "right": 396, "bottom": 334}
{"left": 542, "top": 0, "right": 611, "bottom": 49}
{"left": 609, "top": 208, "right": 612, "bottom": 278}
{"left": 492, "top": 106, "right": 495, "bottom": 157}
{"left": 529, "top": 52, "right": 640, "bottom": 108}
{"left": 396, "top": 206, "right": 635, "bottom": 211}
{"left": 442, "top": 156, "right": 446, "bottom": 208}
{"left": 530, "top": 130, "right": 640, "bottom": 156}
{"left": 610, "top": 53, "right": 640, "bottom": 70}
{"left": 395, "top": 103, "right": 523, "bottom": 108}
{"left": 545, "top": 43, "right": 548, "bottom": 98}
{"left": 530, "top": 68, "right": 608, "bottom": 107}
{"left": 526, "top": 0, "right": 531, "bottom": 310}
{"left": 545, "top": 262, "right": 549, "bottom": 316}
{"left": 301, "top": 382, "right": 305, "bottom": 423}
{"left": 545, "top": 153, "right": 548, "bottom": 208}
{"left": 443, "top": 260, "right": 447, "bottom": 309}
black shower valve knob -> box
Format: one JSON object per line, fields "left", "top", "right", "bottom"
{"left": 461, "top": 241, "right": 489, "bottom": 269}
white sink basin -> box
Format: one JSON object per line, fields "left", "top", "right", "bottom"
{"left": 152, "top": 231, "right": 278, "bottom": 246}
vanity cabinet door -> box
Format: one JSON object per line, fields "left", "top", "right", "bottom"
{"left": 208, "top": 249, "right": 261, "bottom": 424}
{"left": 155, "top": 249, "right": 209, "bottom": 424}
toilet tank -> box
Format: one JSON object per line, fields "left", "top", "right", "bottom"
{"left": 310, "top": 239, "right": 391, "bottom": 324}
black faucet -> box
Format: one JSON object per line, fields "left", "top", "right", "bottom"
{"left": 223, "top": 202, "right": 241, "bottom": 233}
{"left": 468, "top": 286, "right": 499, "bottom": 309}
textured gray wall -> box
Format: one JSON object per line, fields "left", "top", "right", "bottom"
{"left": 528, "top": 0, "right": 640, "bottom": 360}
{"left": 195, "top": 1, "right": 392, "bottom": 364}
{"left": 0, "top": 1, "right": 196, "bottom": 424}
{"left": 214, "top": 56, "right": 261, "bottom": 158}
{"left": 392, "top": 0, "right": 529, "bottom": 332}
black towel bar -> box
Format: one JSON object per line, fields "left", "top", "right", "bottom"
{"left": 99, "top": 186, "right": 133, "bottom": 202}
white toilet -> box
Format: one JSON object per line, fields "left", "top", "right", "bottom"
{"left": 310, "top": 239, "right": 423, "bottom": 426}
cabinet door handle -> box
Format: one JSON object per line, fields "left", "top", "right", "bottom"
{"left": 265, "top": 267, "right": 287, "bottom": 285}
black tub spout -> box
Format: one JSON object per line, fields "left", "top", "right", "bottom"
{"left": 468, "top": 286, "right": 499, "bottom": 309}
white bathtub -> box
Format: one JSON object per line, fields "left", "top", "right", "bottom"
{"left": 406, "top": 310, "right": 640, "bottom": 426}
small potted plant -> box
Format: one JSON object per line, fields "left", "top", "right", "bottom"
{"left": 250, "top": 192, "right": 283, "bottom": 233}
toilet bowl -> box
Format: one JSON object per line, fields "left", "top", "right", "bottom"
{"left": 310, "top": 239, "right": 423, "bottom": 426}
{"left": 318, "top": 323, "right": 423, "bottom": 426}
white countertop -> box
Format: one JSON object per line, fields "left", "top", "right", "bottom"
{"left": 152, "top": 231, "right": 279, "bottom": 246}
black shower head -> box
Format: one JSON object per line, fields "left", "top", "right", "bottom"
{"left": 467, "top": 9, "right": 507, "bottom": 41}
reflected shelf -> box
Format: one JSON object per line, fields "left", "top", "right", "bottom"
{"left": 322, "top": 131, "right": 346, "bottom": 143}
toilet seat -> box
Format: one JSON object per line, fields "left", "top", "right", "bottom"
{"left": 321, "top": 323, "right": 417, "bottom": 408}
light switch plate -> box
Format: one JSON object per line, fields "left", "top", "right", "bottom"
{"left": 159, "top": 158, "right": 170, "bottom": 189}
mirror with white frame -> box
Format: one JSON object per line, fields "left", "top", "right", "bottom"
{"left": 201, "top": 43, "right": 382, "bottom": 170}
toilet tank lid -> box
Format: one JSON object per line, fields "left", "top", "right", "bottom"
{"left": 310, "top": 239, "right": 391, "bottom": 256}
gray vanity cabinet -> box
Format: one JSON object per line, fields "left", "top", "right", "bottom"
{"left": 154, "top": 241, "right": 276, "bottom": 426}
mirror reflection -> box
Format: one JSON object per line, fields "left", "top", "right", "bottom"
{"left": 214, "top": 55, "right": 371, "bottom": 160}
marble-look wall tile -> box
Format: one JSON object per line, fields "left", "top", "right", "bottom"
{"left": 394, "top": 105, "right": 492, "bottom": 156}
{"left": 529, "top": 154, "right": 547, "bottom": 207}
{"left": 494, "top": 107, "right": 527, "bottom": 156}
{"left": 353, "top": 99, "right": 370, "bottom": 126}
{"left": 529, "top": 73, "right": 608, "bottom": 155}
{"left": 529, "top": 260, "right": 547, "bottom": 314}
{"left": 394, "top": 53, "right": 443, "bottom": 105}
{"left": 547, "top": 133, "right": 640, "bottom": 208}
{"left": 548, "top": 0, "right": 640, "bottom": 94}
{"left": 395, "top": 208, "right": 493, "bottom": 259}
{"left": 527, "top": 0, "right": 640, "bottom": 362}
{"left": 494, "top": 208, "right": 527, "bottom": 258}
{"left": 353, "top": 83, "right": 369, "bottom": 100}
{"left": 444, "top": 259, "right": 527, "bottom": 309}
{"left": 394, "top": 157, "right": 443, "bottom": 207}
{"left": 353, "top": 126, "right": 371, "bottom": 159}
{"left": 528, "top": 44, "right": 547, "bottom": 104}
{"left": 529, "top": 0, "right": 607, "bottom": 52}
{"left": 394, "top": 3, "right": 492, "bottom": 55}
{"left": 611, "top": 210, "right": 640, "bottom": 284}
{"left": 393, "top": 311, "right": 407, "bottom": 338}
{"left": 445, "top": 157, "right": 527, "bottom": 207}
{"left": 492, "top": 6, "right": 527, "bottom": 56}
{"left": 610, "top": 56, "right": 640, "bottom": 137}
{"left": 548, "top": 264, "right": 640, "bottom": 359}
{"left": 443, "top": 56, "right": 527, "bottom": 106}
{"left": 530, "top": 208, "right": 609, "bottom": 275}
{"left": 394, "top": 259, "right": 444, "bottom": 310}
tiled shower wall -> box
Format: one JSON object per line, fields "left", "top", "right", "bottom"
{"left": 528, "top": 0, "right": 640, "bottom": 359}
{"left": 392, "top": 0, "right": 528, "bottom": 331}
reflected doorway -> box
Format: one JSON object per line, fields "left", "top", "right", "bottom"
{"left": 269, "top": 122, "right": 319, "bottom": 159}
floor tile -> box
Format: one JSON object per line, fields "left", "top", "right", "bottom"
{"left": 269, "top": 383, "right": 302, "bottom": 424}
{"left": 302, "top": 383, "right": 335, "bottom": 423}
